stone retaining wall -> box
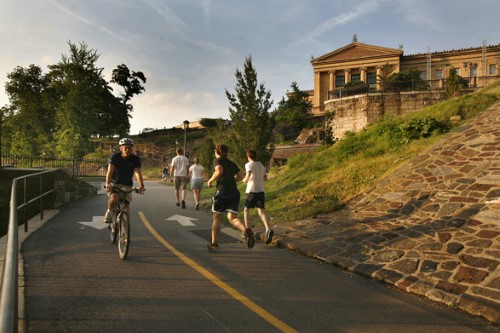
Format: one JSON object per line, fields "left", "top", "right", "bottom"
{"left": 325, "top": 91, "right": 447, "bottom": 140}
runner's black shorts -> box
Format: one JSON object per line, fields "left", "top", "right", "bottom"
{"left": 212, "top": 188, "right": 240, "bottom": 214}
{"left": 245, "top": 192, "right": 265, "bottom": 209}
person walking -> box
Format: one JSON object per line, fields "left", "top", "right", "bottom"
{"left": 242, "top": 149, "right": 273, "bottom": 244}
{"left": 104, "top": 138, "right": 145, "bottom": 223}
{"left": 170, "top": 148, "right": 189, "bottom": 208}
{"left": 161, "top": 163, "right": 169, "bottom": 182}
{"left": 207, "top": 144, "right": 254, "bottom": 250}
{"left": 188, "top": 157, "right": 205, "bottom": 210}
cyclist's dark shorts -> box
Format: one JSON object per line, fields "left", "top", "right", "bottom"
{"left": 245, "top": 192, "right": 265, "bottom": 209}
{"left": 212, "top": 188, "right": 240, "bottom": 215}
{"left": 108, "top": 184, "right": 133, "bottom": 202}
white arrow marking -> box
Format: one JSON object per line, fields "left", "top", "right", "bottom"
{"left": 78, "top": 216, "right": 109, "bottom": 230}
{"left": 166, "top": 214, "right": 197, "bottom": 226}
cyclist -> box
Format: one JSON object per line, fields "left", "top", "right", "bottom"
{"left": 104, "top": 138, "right": 145, "bottom": 223}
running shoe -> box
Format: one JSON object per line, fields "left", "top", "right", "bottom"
{"left": 245, "top": 228, "right": 255, "bottom": 249}
{"left": 181, "top": 200, "right": 186, "bottom": 209}
{"left": 207, "top": 242, "right": 219, "bottom": 251}
{"left": 265, "top": 229, "right": 274, "bottom": 244}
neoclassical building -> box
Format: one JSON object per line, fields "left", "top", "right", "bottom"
{"left": 310, "top": 42, "right": 500, "bottom": 114}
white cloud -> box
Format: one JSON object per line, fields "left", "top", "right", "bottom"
{"left": 289, "top": 0, "right": 383, "bottom": 50}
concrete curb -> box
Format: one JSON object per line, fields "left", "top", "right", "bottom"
{"left": 0, "top": 209, "right": 60, "bottom": 333}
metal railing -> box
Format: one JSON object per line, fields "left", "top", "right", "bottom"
{"left": 1, "top": 155, "right": 107, "bottom": 181}
{"left": 1, "top": 154, "right": 166, "bottom": 180}
{"left": 0, "top": 169, "right": 57, "bottom": 332}
{"left": 329, "top": 76, "right": 500, "bottom": 100}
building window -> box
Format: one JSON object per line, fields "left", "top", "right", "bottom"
{"left": 470, "top": 64, "right": 478, "bottom": 77}
{"left": 335, "top": 75, "right": 345, "bottom": 87}
{"left": 420, "top": 72, "right": 427, "bottom": 80}
{"left": 367, "top": 72, "right": 376, "bottom": 84}
{"left": 489, "top": 64, "right": 497, "bottom": 75}
{"left": 455, "top": 68, "right": 461, "bottom": 76}
{"left": 435, "top": 69, "right": 443, "bottom": 79}
{"left": 351, "top": 74, "right": 361, "bottom": 82}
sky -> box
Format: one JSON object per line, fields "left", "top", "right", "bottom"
{"left": 1, "top": 0, "right": 499, "bottom": 135}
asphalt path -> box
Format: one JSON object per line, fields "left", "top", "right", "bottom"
{"left": 20, "top": 181, "right": 496, "bottom": 332}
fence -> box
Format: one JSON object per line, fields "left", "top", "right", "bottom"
{"left": 329, "top": 76, "right": 500, "bottom": 100}
{"left": 0, "top": 169, "right": 58, "bottom": 332}
{"left": 1, "top": 155, "right": 165, "bottom": 181}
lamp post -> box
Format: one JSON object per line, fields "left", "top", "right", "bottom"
{"left": 183, "top": 120, "right": 189, "bottom": 155}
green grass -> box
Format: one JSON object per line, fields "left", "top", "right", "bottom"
{"left": 201, "top": 80, "right": 500, "bottom": 227}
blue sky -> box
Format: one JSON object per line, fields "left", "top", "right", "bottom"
{"left": 1, "top": 0, "right": 499, "bottom": 134}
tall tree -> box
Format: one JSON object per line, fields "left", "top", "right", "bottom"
{"left": 225, "top": 56, "right": 274, "bottom": 167}
{"left": 4, "top": 65, "right": 54, "bottom": 155}
{"left": 47, "top": 41, "right": 120, "bottom": 157}
{"left": 272, "top": 81, "right": 312, "bottom": 143}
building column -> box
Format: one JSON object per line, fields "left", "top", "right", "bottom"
{"left": 329, "top": 71, "right": 335, "bottom": 99}
{"left": 329, "top": 71, "right": 335, "bottom": 90}
{"left": 376, "top": 66, "right": 383, "bottom": 90}
{"left": 360, "top": 67, "right": 367, "bottom": 83}
{"left": 344, "top": 69, "right": 351, "bottom": 84}
{"left": 313, "top": 71, "right": 321, "bottom": 114}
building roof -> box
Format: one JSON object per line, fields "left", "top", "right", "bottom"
{"left": 404, "top": 43, "right": 500, "bottom": 57}
{"left": 311, "top": 42, "right": 403, "bottom": 65}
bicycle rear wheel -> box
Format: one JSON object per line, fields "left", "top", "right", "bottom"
{"left": 118, "top": 212, "right": 130, "bottom": 260}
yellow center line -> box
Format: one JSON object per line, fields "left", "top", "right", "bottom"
{"left": 138, "top": 211, "right": 298, "bottom": 333}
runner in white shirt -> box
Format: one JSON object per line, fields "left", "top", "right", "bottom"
{"left": 242, "top": 149, "right": 273, "bottom": 244}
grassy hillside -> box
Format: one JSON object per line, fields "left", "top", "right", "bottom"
{"left": 236, "top": 81, "right": 500, "bottom": 226}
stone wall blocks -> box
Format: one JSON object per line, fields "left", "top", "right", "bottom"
{"left": 460, "top": 254, "right": 499, "bottom": 271}
{"left": 453, "top": 266, "right": 489, "bottom": 284}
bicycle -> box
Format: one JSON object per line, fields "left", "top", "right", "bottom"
{"left": 107, "top": 186, "right": 140, "bottom": 260}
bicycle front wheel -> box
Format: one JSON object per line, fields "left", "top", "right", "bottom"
{"left": 110, "top": 212, "right": 118, "bottom": 244}
{"left": 118, "top": 212, "right": 130, "bottom": 260}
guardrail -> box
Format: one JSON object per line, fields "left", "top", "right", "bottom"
{"left": 0, "top": 169, "right": 57, "bottom": 332}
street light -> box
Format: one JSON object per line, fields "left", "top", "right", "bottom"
{"left": 183, "top": 120, "right": 189, "bottom": 155}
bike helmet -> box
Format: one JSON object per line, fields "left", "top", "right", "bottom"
{"left": 119, "top": 138, "right": 134, "bottom": 146}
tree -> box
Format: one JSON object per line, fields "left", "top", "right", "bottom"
{"left": 4, "top": 65, "right": 54, "bottom": 155}
{"left": 224, "top": 56, "right": 274, "bottom": 167}
{"left": 111, "top": 64, "right": 146, "bottom": 106}
{"left": 272, "top": 82, "right": 312, "bottom": 143}
{"left": 47, "top": 41, "right": 112, "bottom": 157}
{"left": 2, "top": 41, "right": 145, "bottom": 158}
{"left": 0, "top": 106, "right": 15, "bottom": 155}
{"left": 109, "top": 64, "right": 147, "bottom": 137}
{"left": 384, "top": 68, "right": 428, "bottom": 91}
{"left": 445, "top": 67, "right": 468, "bottom": 98}
{"left": 93, "top": 87, "right": 130, "bottom": 137}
